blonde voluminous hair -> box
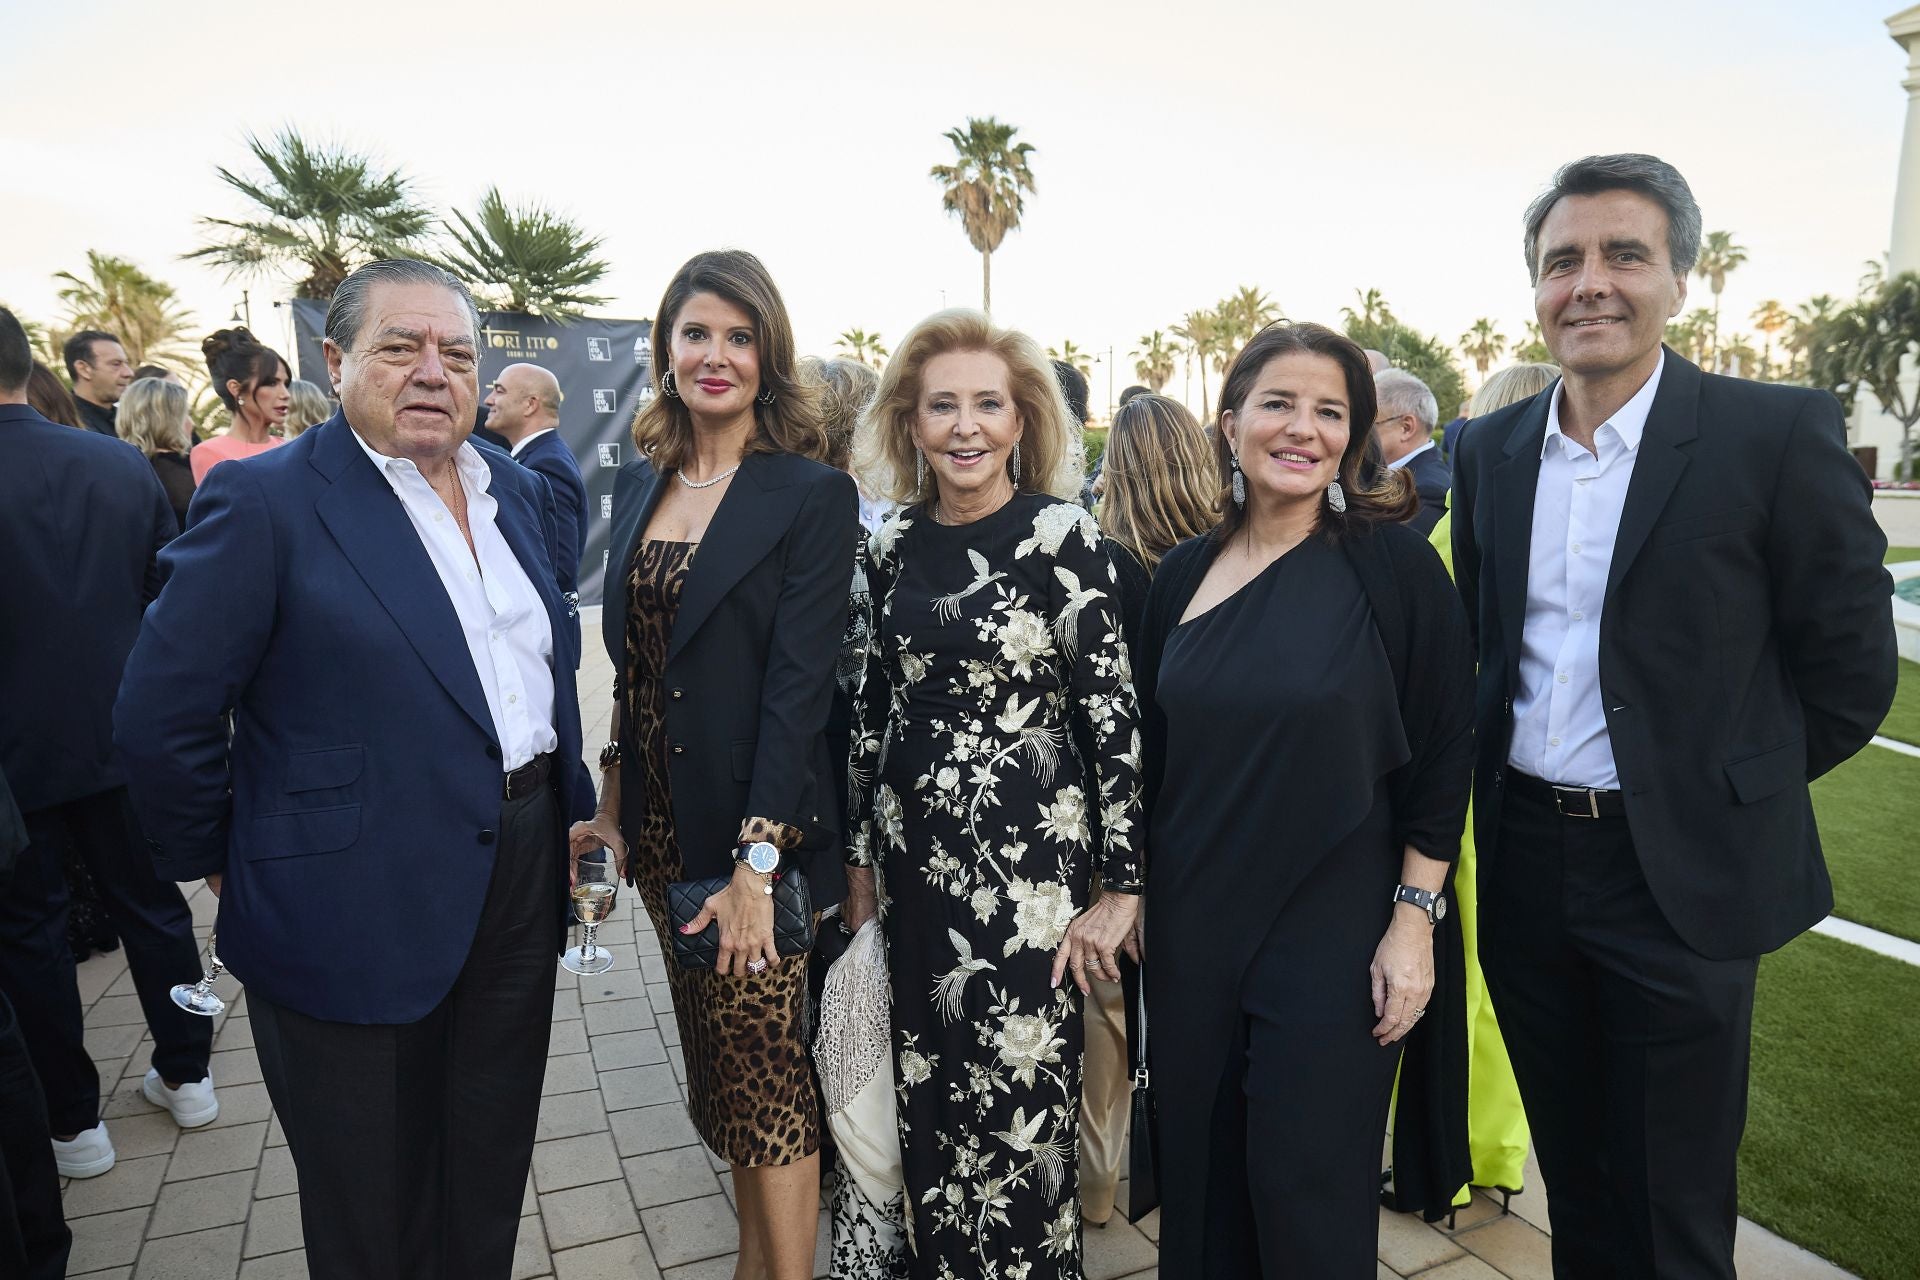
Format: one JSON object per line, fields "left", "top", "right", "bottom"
{"left": 855, "top": 309, "right": 1084, "bottom": 505}
{"left": 1098, "top": 394, "right": 1219, "bottom": 568}
{"left": 119, "top": 377, "right": 190, "bottom": 458}
{"left": 1469, "top": 362, "right": 1560, "bottom": 417}
{"left": 803, "top": 356, "right": 878, "bottom": 472}
{"left": 630, "top": 250, "right": 829, "bottom": 470}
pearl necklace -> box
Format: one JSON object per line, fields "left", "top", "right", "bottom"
{"left": 676, "top": 464, "right": 741, "bottom": 490}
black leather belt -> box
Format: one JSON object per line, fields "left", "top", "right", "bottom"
{"left": 1509, "top": 770, "right": 1627, "bottom": 819}
{"left": 503, "top": 752, "right": 553, "bottom": 802}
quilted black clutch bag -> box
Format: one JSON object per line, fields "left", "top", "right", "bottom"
{"left": 668, "top": 868, "right": 815, "bottom": 970}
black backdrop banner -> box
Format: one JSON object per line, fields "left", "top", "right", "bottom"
{"left": 292, "top": 299, "right": 653, "bottom": 608}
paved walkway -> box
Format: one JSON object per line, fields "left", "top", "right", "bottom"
{"left": 56, "top": 623, "right": 1855, "bottom": 1279}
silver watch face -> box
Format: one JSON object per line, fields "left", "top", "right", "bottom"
{"left": 743, "top": 841, "right": 780, "bottom": 875}
{"left": 1433, "top": 894, "right": 1448, "bottom": 922}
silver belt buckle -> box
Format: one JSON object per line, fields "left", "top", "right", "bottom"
{"left": 1553, "top": 785, "right": 1599, "bottom": 819}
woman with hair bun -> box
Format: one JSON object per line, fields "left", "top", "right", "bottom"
{"left": 191, "top": 327, "right": 291, "bottom": 484}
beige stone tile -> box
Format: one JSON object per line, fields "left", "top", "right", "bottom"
{"left": 660, "top": 1256, "right": 737, "bottom": 1280}
{"left": 583, "top": 998, "right": 655, "bottom": 1036}
{"left": 166, "top": 1121, "right": 267, "bottom": 1182}
{"left": 216, "top": 1017, "right": 255, "bottom": 1050}
{"left": 548, "top": 1020, "right": 590, "bottom": 1057}
{"left": 254, "top": 1145, "right": 299, "bottom": 1199}
{"left": 108, "top": 1110, "right": 187, "bottom": 1162}
{"left": 640, "top": 1193, "right": 738, "bottom": 1269}
{"left": 542, "top": 1052, "right": 602, "bottom": 1097}
{"left": 609, "top": 1103, "right": 700, "bottom": 1157}
{"left": 1504, "top": 1151, "right": 1550, "bottom": 1235}
{"left": 591, "top": 1028, "right": 667, "bottom": 1072}
{"left": 238, "top": 1251, "right": 310, "bottom": 1279}
{"left": 244, "top": 1192, "right": 305, "bottom": 1258}
{"left": 265, "top": 1114, "right": 286, "bottom": 1149}
{"left": 1439, "top": 1190, "right": 1512, "bottom": 1235}
{"left": 61, "top": 1153, "right": 170, "bottom": 1217}
{"left": 85, "top": 1022, "right": 146, "bottom": 1063}
{"left": 101, "top": 1081, "right": 161, "bottom": 1120}
{"left": 64, "top": 1204, "right": 150, "bottom": 1273}
{"left": 552, "top": 988, "right": 583, "bottom": 1022}
{"left": 1375, "top": 1205, "right": 1466, "bottom": 1275}
{"left": 147, "top": 1169, "right": 255, "bottom": 1238}
{"left": 76, "top": 952, "right": 131, "bottom": 1004}
{"left": 532, "top": 1132, "right": 624, "bottom": 1193}
{"left": 208, "top": 1046, "right": 265, "bottom": 1086}
{"left": 622, "top": 1145, "right": 721, "bottom": 1209}
{"left": 1414, "top": 1256, "right": 1508, "bottom": 1280}
{"left": 539, "top": 1179, "right": 641, "bottom": 1251}
{"left": 203, "top": 1082, "right": 275, "bottom": 1129}
{"left": 599, "top": 1064, "right": 679, "bottom": 1111}
{"left": 552, "top": 1233, "right": 663, "bottom": 1280}
{"left": 513, "top": 1212, "right": 553, "bottom": 1280}
{"left": 537, "top": 1090, "right": 612, "bottom": 1142}
{"left": 1379, "top": 1264, "right": 1401, "bottom": 1280}
{"left": 1085, "top": 1216, "right": 1159, "bottom": 1280}
{"left": 1733, "top": 1217, "right": 1856, "bottom": 1279}
{"left": 657, "top": 1018, "right": 681, "bottom": 1049}
{"left": 579, "top": 969, "right": 647, "bottom": 1004}
{"left": 1457, "top": 1213, "right": 1553, "bottom": 1280}
{"left": 87, "top": 995, "right": 149, "bottom": 1027}
{"left": 69, "top": 1268, "right": 132, "bottom": 1280}
{"left": 132, "top": 1222, "right": 246, "bottom": 1279}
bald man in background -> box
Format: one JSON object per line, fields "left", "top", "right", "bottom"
{"left": 485, "top": 364, "right": 587, "bottom": 663}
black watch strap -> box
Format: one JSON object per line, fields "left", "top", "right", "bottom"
{"left": 1392, "top": 884, "right": 1445, "bottom": 925}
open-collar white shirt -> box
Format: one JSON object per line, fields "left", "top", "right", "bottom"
{"left": 1507, "top": 352, "right": 1664, "bottom": 789}
{"left": 351, "top": 430, "right": 558, "bottom": 770}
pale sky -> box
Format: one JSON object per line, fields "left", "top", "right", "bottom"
{"left": 2, "top": 0, "right": 1912, "bottom": 416}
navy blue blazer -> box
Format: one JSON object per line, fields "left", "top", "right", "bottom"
{"left": 115, "top": 414, "right": 596, "bottom": 1024}
{"left": 0, "top": 404, "right": 174, "bottom": 814}
{"left": 514, "top": 429, "right": 589, "bottom": 660}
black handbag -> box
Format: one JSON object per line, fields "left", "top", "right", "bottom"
{"left": 1126, "top": 961, "right": 1160, "bottom": 1223}
{"left": 668, "top": 868, "right": 816, "bottom": 970}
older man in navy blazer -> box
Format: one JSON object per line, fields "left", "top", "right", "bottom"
{"left": 117, "top": 261, "right": 595, "bottom": 1280}
{"left": 485, "top": 362, "right": 588, "bottom": 660}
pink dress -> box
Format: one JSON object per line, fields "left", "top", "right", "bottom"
{"left": 190, "top": 434, "right": 283, "bottom": 485}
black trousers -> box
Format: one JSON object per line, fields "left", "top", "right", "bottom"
{"left": 0, "top": 992, "right": 69, "bottom": 1280}
{"left": 0, "top": 787, "right": 211, "bottom": 1135}
{"left": 251, "top": 780, "right": 562, "bottom": 1280}
{"left": 1481, "top": 780, "right": 1758, "bottom": 1280}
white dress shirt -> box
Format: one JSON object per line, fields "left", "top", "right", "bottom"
{"left": 351, "top": 431, "right": 559, "bottom": 770}
{"left": 1387, "top": 438, "right": 1436, "bottom": 470}
{"left": 508, "top": 427, "right": 556, "bottom": 460}
{"left": 1508, "top": 353, "right": 1665, "bottom": 789}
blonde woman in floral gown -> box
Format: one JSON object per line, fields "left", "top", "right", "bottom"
{"left": 838, "top": 311, "right": 1145, "bottom": 1280}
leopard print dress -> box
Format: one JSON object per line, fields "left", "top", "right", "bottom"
{"left": 623, "top": 538, "right": 821, "bottom": 1168}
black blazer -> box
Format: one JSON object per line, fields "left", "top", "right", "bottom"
{"left": 0, "top": 404, "right": 175, "bottom": 814}
{"left": 515, "top": 430, "right": 588, "bottom": 599}
{"left": 601, "top": 451, "right": 859, "bottom": 906}
{"left": 1452, "top": 351, "right": 1897, "bottom": 960}
{"left": 1403, "top": 445, "right": 1451, "bottom": 537}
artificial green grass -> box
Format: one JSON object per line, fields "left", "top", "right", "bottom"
{"left": 1880, "top": 659, "right": 1920, "bottom": 748}
{"left": 1812, "top": 745, "right": 1920, "bottom": 942}
{"left": 1885, "top": 545, "right": 1919, "bottom": 564}
{"left": 1741, "top": 932, "right": 1920, "bottom": 1280}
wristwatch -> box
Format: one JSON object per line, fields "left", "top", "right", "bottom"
{"left": 1391, "top": 884, "right": 1447, "bottom": 925}
{"left": 733, "top": 840, "right": 781, "bottom": 895}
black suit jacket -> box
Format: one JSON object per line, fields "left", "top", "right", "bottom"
{"left": 0, "top": 404, "right": 175, "bottom": 814}
{"left": 515, "top": 430, "right": 589, "bottom": 659}
{"left": 1452, "top": 351, "right": 1896, "bottom": 960}
{"left": 601, "top": 451, "right": 859, "bottom": 906}
{"left": 1403, "top": 445, "right": 1451, "bottom": 537}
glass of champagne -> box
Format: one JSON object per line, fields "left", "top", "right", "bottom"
{"left": 171, "top": 933, "right": 228, "bottom": 1017}
{"left": 562, "top": 854, "right": 618, "bottom": 976}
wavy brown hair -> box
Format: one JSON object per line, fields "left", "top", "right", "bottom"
{"left": 631, "top": 250, "right": 828, "bottom": 470}
{"left": 1212, "top": 321, "right": 1415, "bottom": 544}
{"left": 1098, "top": 394, "right": 1218, "bottom": 568}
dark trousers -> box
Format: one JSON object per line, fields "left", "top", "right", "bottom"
{"left": 251, "top": 780, "right": 562, "bottom": 1280}
{"left": 0, "top": 992, "right": 70, "bottom": 1280}
{"left": 1481, "top": 780, "right": 1758, "bottom": 1280}
{"left": 0, "top": 787, "right": 211, "bottom": 1135}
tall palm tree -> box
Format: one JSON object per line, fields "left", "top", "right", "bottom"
{"left": 1749, "top": 300, "right": 1790, "bottom": 378}
{"left": 836, "top": 328, "right": 889, "bottom": 368}
{"left": 1171, "top": 308, "right": 1227, "bottom": 421}
{"left": 436, "top": 188, "right": 611, "bottom": 321}
{"left": 1512, "top": 320, "right": 1552, "bottom": 364}
{"left": 1131, "top": 330, "right": 1177, "bottom": 392}
{"left": 1717, "top": 333, "right": 1759, "bottom": 377}
{"left": 1342, "top": 287, "right": 1395, "bottom": 329}
{"left": 1458, "top": 318, "right": 1508, "bottom": 380}
{"left": 1786, "top": 294, "right": 1841, "bottom": 381}
{"left": 1693, "top": 230, "right": 1748, "bottom": 365}
{"left": 53, "top": 251, "right": 197, "bottom": 367}
{"left": 1046, "top": 340, "right": 1093, "bottom": 379}
{"left": 930, "top": 117, "right": 1037, "bottom": 314}
{"left": 185, "top": 129, "right": 432, "bottom": 299}
{"left": 1215, "top": 285, "right": 1281, "bottom": 368}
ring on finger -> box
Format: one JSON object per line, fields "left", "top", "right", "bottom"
{"left": 746, "top": 957, "right": 769, "bottom": 974}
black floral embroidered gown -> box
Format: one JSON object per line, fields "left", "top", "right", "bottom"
{"left": 840, "top": 494, "right": 1144, "bottom": 1280}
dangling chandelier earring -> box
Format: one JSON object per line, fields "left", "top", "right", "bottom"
{"left": 756, "top": 385, "right": 775, "bottom": 406}
{"left": 1009, "top": 442, "right": 1023, "bottom": 487}
{"left": 915, "top": 449, "right": 927, "bottom": 495}
{"left": 1326, "top": 480, "right": 1347, "bottom": 513}
{"left": 661, "top": 371, "right": 679, "bottom": 399}
{"left": 1229, "top": 452, "right": 1247, "bottom": 508}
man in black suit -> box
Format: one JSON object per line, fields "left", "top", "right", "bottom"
{"left": 0, "top": 308, "right": 216, "bottom": 1181}
{"left": 486, "top": 362, "right": 587, "bottom": 658}
{"left": 1373, "top": 367, "right": 1450, "bottom": 535}
{"left": 63, "top": 330, "right": 134, "bottom": 437}
{"left": 1452, "top": 155, "right": 1896, "bottom": 1278}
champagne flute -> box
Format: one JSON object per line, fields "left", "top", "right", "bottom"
{"left": 562, "top": 855, "right": 618, "bottom": 976}
{"left": 171, "top": 933, "right": 228, "bottom": 1017}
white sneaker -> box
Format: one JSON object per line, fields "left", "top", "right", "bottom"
{"left": 143, "top": 1068, "right": 219, "bottom": 1128}
{"left": 51, "top": 1123, "right": 115, "bottom": 1178}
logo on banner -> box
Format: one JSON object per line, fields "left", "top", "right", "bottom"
{"left": 601, "top": 494, "right": 613, "bottom": 519}
{"left": 633, "top": 337, "right": 650, "bottom": 366}
{"left": 484, "top": 326, "right": 560, "bottom": 353}
{"left": 592, "top": 389, "right": 617, "bottom": 413}
{"left": 598, "top": 443, "right": 621, "bottom": 467}
{"left": 586, "top": 337, "right": 612, "bottom": 362}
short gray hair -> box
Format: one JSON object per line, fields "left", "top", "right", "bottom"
{"left": 1374, "top": 369, "right": 1437, "bottom": 432}
{"left": 324, "top": 258, "right": 482, "bottom": 351}
{"left": 1522, "top": 154, "right": 1701, "bottom": 283}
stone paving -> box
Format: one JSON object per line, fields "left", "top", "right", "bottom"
{"left": 55, "top": 618, "right": 1856, "bottom": 1279}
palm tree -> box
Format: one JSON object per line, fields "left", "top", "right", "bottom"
{"left": 1785, "top": 294, "right": 1840, "bottom": 380}
{"left": 53, "top": 251, "right": 197, "bottom": 368}
{"left": 930, "top": 117, "right": 1037, "bottom": 314}
{"left": 185, "top": 129, "right": 432, "bottom": 299}
{"left": 1131, "top": 330, "right": 1177, "bottom": 392}
{"left": 1170, "top": 309, "right": 1224, "bottom": 420}
{"left": 836, "top": 328, "right": 889, "bottom": 368}
{"left": 436, "top": 188, "right": 611, "bottom": 321}
{"left": 1749, "top": 300, "right": 1789, "bottom": 378}
{"left": 1458, "top": 318, "right": 1508, "bottom": 380}
{"left": 1809, "top": 272, "right": 1920, "bottom": 478}
{"left": 1341, "top": 287, "right": 1395, "bottom": 329}
{"left": 1512, "top": 320, "right": 1552, "bottom": 364}
{"left": 1718, "top": 333, "right": 1760, "bottom": 376}
{"left": 1046, "top": 340, "right": 1093, "bottom": 379}
{"left": 1693, "top": 230, "right": 1748, "bottom": 365}
{"left": 1216, "top": 285, "right": 1281, "bottom": 367}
